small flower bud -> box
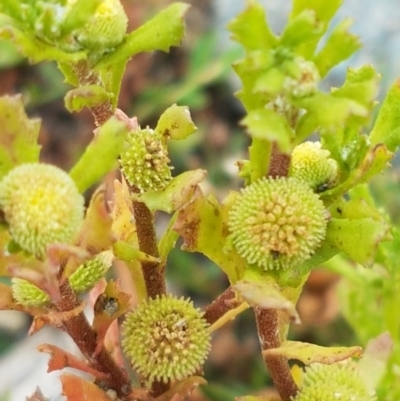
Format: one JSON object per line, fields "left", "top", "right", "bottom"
{"left": 120, "top": 128, "right": 172, "bottom": 192}
{"left": 68, "top": 251, "right": 114, "bottom": 293}
{"left": 12, "top": 278, "right": 50, "bottom": 307}
{"left": 293, "top": 362, "right": 376, "bottom": 401}
{"left": 228, "top": 177, "right": 327, "bottom": 270}
{"left": 70, "top": 0, "right": 128, "bottom": 51}
{"left": 0, "top": 163, "right": 85, "bottom": 258}
{"left": 289, "top": 141, "right": 338, "bottom": 192}
{"left": 122, "top": 295, "right": 211, "bottom": 386}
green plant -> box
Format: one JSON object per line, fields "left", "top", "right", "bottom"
{"left": 0, "top": 0, "right": 399, "bottom": 400}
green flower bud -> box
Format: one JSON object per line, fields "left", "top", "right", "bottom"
{"left": 283, "top": 57, "right": 320, "bottom": 98}
{"left": 228, "top": 177, "right": 327, "bottom": 270}
{"left": 289, "top": 141, "right": 338, "bottom": 192}
{"left": 292, "top": 362, "right": 376, "bottom": 401}
{"left": 69, "top": 0, "right": 128, "bottom": 51}
{"left": 0, "top": 163, "right": 85, "bottom": 258}
{"left": 122, "top": 295, "right": 211, "bottom": 386}
{"left": 12, "top": 278, "right": 50, "bottom": 307}
{"left": 68, "top": 251, "right": 113, "bottom": 293}
{"left": 120, "top": 128, "right": 172, "bottom": 192}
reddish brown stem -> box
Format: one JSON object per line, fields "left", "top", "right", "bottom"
{"left": 204, "top": 287, "right": 240, "bottom": 325}
{"left": 254, "top": 308, "right": 298, "bottom": 401}
{"left": 57, "top": 282, "right": 134, "bottom": 400}
{"left": 132, "top": 200, "right": 166, "bottom": 299}
{"left": 268, "top": 143, "right": 291, "bottom": 178}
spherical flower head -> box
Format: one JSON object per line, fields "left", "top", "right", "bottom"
{"left": 290, "top": 141, "right": 338, "bottom": 192}
{"left": 68, "top": 250, "right": 113, "bottom": 293}
{"left": 122, "top": 295, "right": 211, "bottom": 386}
{"left": 12, "top": 278, "right": 50, "bottom": 307}
{"left": 0, "top": 163, "right": 85, "bottom": 258}
{"left": 228, "top": 177, "right": 327, "bottom": 270}
{"left": 120, "top": 128, "right": 172, "bottom": 192}
{"left": 69, "top": 0, "right": 128, "bottom": 51}
{"left": 292, "top": 362, "right": 376, "bottom": 401}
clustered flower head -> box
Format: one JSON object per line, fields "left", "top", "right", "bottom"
{"left": 120, "top": 127, "right": 172, "bottom": 192}
{"left": 122, "top": 294, "right": 211, "bottom": 386}
{"left": 0, "top": 163, "right": 85, "bottom": 258}
{"left": 290, "top": 141, "right": 338, "bottom": 192}
{"left": 11, "top": 277, "right": 50, "bottom": 307}
{"left": 228, "top": 177, "right": 327, "bottom": 270}
{"left": 68, "top": 250, "right": 114, "bottom": 294}
{"left": 292, "top": 362, "right": 377, "bottom": 401}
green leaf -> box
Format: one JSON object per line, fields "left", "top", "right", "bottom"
{"left": 291, "top": 0, "right": 343, "bottom": 29}
{"left": 64, "top": 85, "right": 114, "bottom": 112}
{"left": 243, "top": 108, "right": 294, "bottom": 152}
{"left": 96, "top": 3, "right": 189, "bottom": 69}
{"left": 155, "top": 104, "right": 197, "bottom": 141}
{"left": 134, "top": 170, "right": 206, "bottom": 213}
{"left": 314, "top": 19, "right": 361, "bottom": 77}
{"left": 0, "top": 26, "right": 87, "bottom": 64}
{"left": 173, "top": 191, "right": 246, "bottom": 283}
{"left": 325, "top": 202, "right": 391, "bottom": 265}
{"left": 98, "top": 59, "right": 127, "bottom": 107}
{"left": 280, "top": 10, "right": 323, "bottom": 49}
{"left": 69, "top": 116, "right": 129, "bottom": 192}
{"left": 227, "top": 0, "right": 277, "bottom": 52}
{"left": 0, "top": 95, "right": 41, "bottom": 178}
{"left": 370, "top": 79, "right": 400, "bottom": 151}
{"left": 264, "top": 341, "right": 362, "bottom": 364}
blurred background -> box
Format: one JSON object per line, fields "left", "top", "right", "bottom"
{"left": 0, "top": 0, "right": 400, "bottom": 400}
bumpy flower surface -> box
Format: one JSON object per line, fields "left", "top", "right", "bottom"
{"left": 228, "top": 177, "right": 327, "bottom": 270}
{"left": 292, "top": 362, "right": 376, "bottom": 401}
{"left": 290, "top": 141, "right": 338, "bottom": 192}
{"left": 12, "top": 278, "right": 50, "bottom": 307}
{"left": 122, "top": 295, "right": 211, "bottom": 386}
{"left": 120, "top": 128, "right": 172, "bottom": 192}
{"left": 69, "top": 0, "right": 128, "bottom": 50}
{"left": 0, "top": 163, "right": 85, "bottom": 258}
{"left": 68, "top": 251, "right": 113, "bottom": 293}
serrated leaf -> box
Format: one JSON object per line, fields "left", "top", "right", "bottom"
{"left": 291, "top": 0, "right": 343, "bottom": 28}
{"left": 370, "top": 79, "right": 400, "bottom": 151}
{"left": 280, "top": 10, "right": 323, "bottom": 48}
{"left": 96, "top": 3, "right": 189, "bottom": 69}
{"left": 264, "top": 341, "right": 362, "bottom": 365}
{"left": 0, "top": 26, "right": 87, "bottom": 64}
{"left": 0, "top": 95, "right": 41, "bottom": 177}
{"left": 134, "top": 170, "right": 206, "bottom": 213}
{"left": 234, "top": 278, "right": 300, "bottom": 323}
{"left": 64, "top": 85, "right": 114, "bottom": 112}
{"left": 173, "top": 191, "right": 246, "bottom": 283}
{"left": 331, "top": 65, "right": 380, "bottom": 110}
{"left": 227, "top": 0, "right": 277, "bottom": 51}
{"left": 155, "top": 104, "right": 197, "bottom": 141}
{"left": 38, "top": 343, "right": 109, "bottom": 381}
{"left": 69, "top": 116, "right": 128, "bottom": 192}
{"left": 314, "top": 19, "right": 361, "bottom": 77}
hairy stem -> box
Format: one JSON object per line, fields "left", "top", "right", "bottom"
{"left": 268, "top": 142, "right": 291, "bottom": 178}
{"left": 204, "top": 287, "right": 240, "bottom": 325}
{"left": 254, "top": 308, "right": 298, "bottom": 401}
{"left": 57, "top": 282, "right": 134, "bottom": 400}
